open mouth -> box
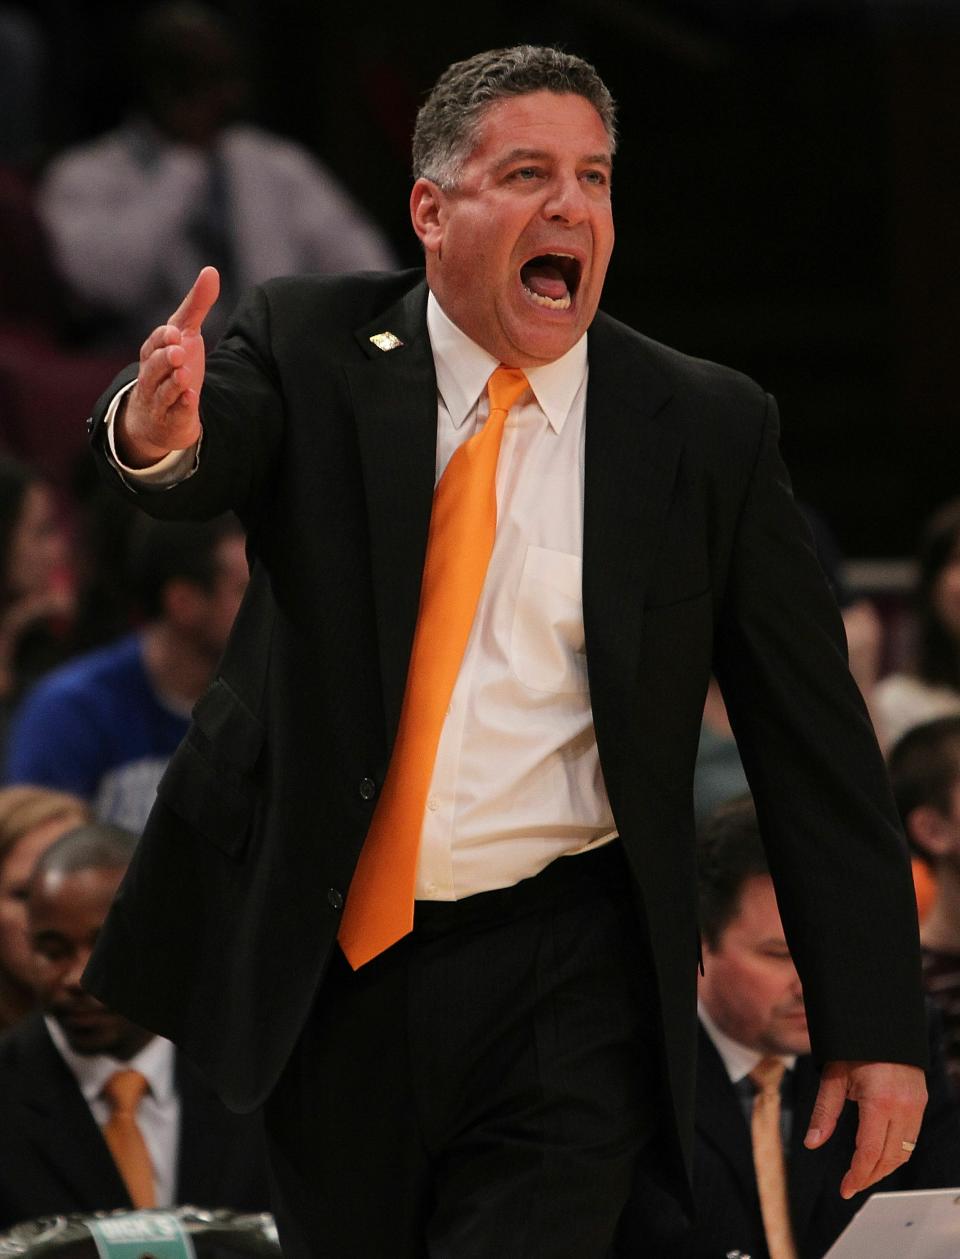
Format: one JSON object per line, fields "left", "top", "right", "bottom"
{"left": 519, "top": 253, "right": 582, "bottom": 311}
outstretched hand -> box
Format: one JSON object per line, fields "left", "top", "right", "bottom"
{"left": 116, "top": 266, "right": 220, "bottom": 468}
{"left": 805, "top": 1060, "right": 927, "bottom": 1199}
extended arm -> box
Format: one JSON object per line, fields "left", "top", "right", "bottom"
{"left": 713, "top": 394, "right": 928, "bottom": 1197}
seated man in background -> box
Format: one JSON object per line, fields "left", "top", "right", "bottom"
{"left": 37, "top": 0, "right": 397, "bottom": 350}
{"left": 4, "top": 514, "right": 247, "bottom": 831}
{"left": 889, "top": 715, "right": 960, "bottom": 1097}
{"left": 0, "top": 785, "right": 90, "bottom": 1034}
{"left": 0, "top": 822, "right": 268, "bottom": 1230}
{"left": 614, "top": 796, "right": 960, "bottom": 1259}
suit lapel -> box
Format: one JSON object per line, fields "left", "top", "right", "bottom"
{"left": 345, "top": 282, "right": 437, "bottom": 750}
{"left": 16, "top": 1016, "right": 131, "bottom": 1209}
{"left": 582, "top": 316, "right": 679, "bottom": 783}
{"left": 695, "top": 1026, "right": 759, "bottom": 1207}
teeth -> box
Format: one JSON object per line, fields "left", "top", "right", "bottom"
{"left": 523, "top": 285, "right": 571, "bottom": 310}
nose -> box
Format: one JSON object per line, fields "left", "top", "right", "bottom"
{"left": 542, "top": 172, "right": 589, "bottom": 226}
{"left": 63, "top": 947, "right": 92, "bottom": 991}
{"left": 788, "top": 964, "right": 803, "bottom": 1002}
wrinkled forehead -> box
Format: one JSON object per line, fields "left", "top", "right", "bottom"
{"left": 463, "top": 90, "right": 615, "bottom": 164}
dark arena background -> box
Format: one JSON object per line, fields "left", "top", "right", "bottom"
{"left": 10, "top": 0, "right": 960, "bottom": 559}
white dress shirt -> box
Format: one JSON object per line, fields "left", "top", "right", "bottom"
{"left": 416, "top": 294, "right": 615, "bottom": 899}
{"left": 105, "top": 288, "right": 617, "bottom": 901}
{"left": 46, "top": 1016, "right": 181, "bottom": 1206}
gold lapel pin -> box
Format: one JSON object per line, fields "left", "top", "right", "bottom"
{"left": 369, "top": 331, "right": 404, "bottom": 352}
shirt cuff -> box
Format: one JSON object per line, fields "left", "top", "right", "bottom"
{"left": 104, "top": 381, "right": 200, "bottom": 488}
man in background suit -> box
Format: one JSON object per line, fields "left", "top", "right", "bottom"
{"left": 0, "top": 822, "right": 268, "bottom": 1232}
{"left": 615, "top": 797, "right": 960, "bottom": 1258}
{"left": 81, "top": 46, "right": 927, "bottom": 1259}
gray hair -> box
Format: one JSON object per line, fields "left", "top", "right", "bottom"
{"left": 32, "top": 823, "right": 138, "bottom": 883}
{"left": 412, "top": 46, "right": 617, "bottom": 189}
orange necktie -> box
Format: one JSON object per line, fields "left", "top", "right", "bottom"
{"left": 101, "top": 1069, "right": 156, "bottom": 1209}
{"left": 749, "top": 1057, "right": 798, "bottom": 1259}
{"left": 339, "top": 366, "right": 529, "bottom": 968}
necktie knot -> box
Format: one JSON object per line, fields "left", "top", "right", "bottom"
{"left": 103, "top": 1069, "right": 149, "bottom": 1116}
{"left": 750, "top": 1056, "right": 786, "bottom": 1096}
{"left": 486, "top": 366, "right": 529, "bottom": 417}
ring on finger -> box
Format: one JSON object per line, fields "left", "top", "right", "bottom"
{"left": 901, "top": 1139, "right": 917, "bottom": 1153}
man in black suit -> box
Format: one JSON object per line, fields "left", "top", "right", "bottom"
{"left": 615, "top": 797, "right": 960, "bottom": 1259}
{"left": 0, "top": 823, "right": 268, "bottom": 1232}
{"left": 82, "top": 46, "right": 927, "bottom": 1259}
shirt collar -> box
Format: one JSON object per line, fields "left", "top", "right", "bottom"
{"left": 45, "top": 1014, "right": 177, "bottom": 1107}
{"left": 426, "top": 291, "right": 588, "bottom": 435}
{"left": 698, "top": 1002, "right": 796, "bottom": 1085}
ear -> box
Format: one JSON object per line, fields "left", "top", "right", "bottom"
{"left": 410, "top": 177, "right": 445, "bottom": 255}
{"left": 907, "top": 804, "right": 956, "bottom": 861}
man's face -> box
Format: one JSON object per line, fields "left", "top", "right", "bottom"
{"left": 0, "top": 814, "right": 86, "bottom": 994}
{"left": 699, "top": 874, "right": 810, "bottom": 1057}
{"left": 197, "top": 534, "right": 249, "bottom": 655}
{"left": 411, "top": 90, "right": 615, "bottom": 367}
{"left": 170, "top": 534, "right": 249, "bottom": 660}
{"left": 30, "top": 866, "right": 150, "bottom": 1059}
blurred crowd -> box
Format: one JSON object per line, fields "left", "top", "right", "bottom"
{"left": 1, "top": 3, "right": 960, "bottom": 1255}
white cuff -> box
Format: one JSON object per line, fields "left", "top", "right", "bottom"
{"left": 104, "top": 381, "right": 200, "bottom": 487}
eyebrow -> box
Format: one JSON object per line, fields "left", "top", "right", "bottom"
{"left": 493, "top": 148, "right": 613, "bottom": 173}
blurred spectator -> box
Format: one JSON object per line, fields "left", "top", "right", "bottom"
{"left": 0, "top": 821, "right": 269, "bottom": 1228}
{"left": 4, "top": 516, "right": 247, "bottom": 831}
{"left": 37, "top": 1, "right": 397, "bottom": 350}
{"left": 614, "top": 796, "right": 960, "bottom": 1259}
{"left": 0, "top": 785, "right": 90, "bottom": 1034}
{"left": 875, "top": 500, "right": 960, "bottom": 749}
{"left": 889, "top": 715, "right": 960, "bottom": 1097}
{"left": 0, "top": 457, "right": 76, "bottom": 751}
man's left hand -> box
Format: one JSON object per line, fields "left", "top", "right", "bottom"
{"left": 804, "top": 1060, "right": 927, "bottom": 1198}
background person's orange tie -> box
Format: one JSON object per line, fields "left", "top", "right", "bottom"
{"left": 749, "top": 1057, "right": 799, "bottom": 1259}
{"left": 101, "top": 1069, "right": 156, "bottom": 1209}
{"left": 339, "top": 366, "right": 530, "bottom": 969}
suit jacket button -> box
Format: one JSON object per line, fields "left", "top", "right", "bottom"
{"left": 327, "top": 888, "right": 344, "bottom": 912}
{"left": 359, "top": 777, "right": 376, "bottom": 801}
{"left": 85, "top": 415, "right": 95, "bottom": 434}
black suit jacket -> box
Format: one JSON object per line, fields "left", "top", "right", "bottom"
{"left": 83, "top": 270, "right": 927, "bottom": 1204}
{"left": 614, "top": 1016, "right": 960, "bottom": 1258}
{"left": 0, "top": 1014, "right": 270, "bottom": 1232}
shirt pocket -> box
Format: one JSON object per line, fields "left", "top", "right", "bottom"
{"left": 510, "top": 546, "right": 589, "bottom": 694}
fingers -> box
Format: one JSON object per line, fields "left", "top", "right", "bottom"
{"left": 138, "top": 338, "right": 187, "bottom": 404}
{"left": 840, "top": 1105, "right": 917, "bottom": 1199}
{"left": 139, "top": 322, "right": 181, "bottom": 363}
{"left": 804, "top": 1066, "right": 847, "bottom": 1149}
{"left": 819, "top": 1062, "right": 927, "bottom": 1200}
{"left": 168, "top": 265, "right": 221, "bottom": 333}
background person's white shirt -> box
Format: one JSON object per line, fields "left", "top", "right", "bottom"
{"left": 46, "top": 1016, "right": 180, "bottom": 1206}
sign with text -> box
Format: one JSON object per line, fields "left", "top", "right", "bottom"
{"left": 86, "top": 1212, "right": 196, "bottom": 1259}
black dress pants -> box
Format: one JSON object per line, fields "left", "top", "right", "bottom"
{"left": 264, "top": 842, "right": 662, "bottom": 1259}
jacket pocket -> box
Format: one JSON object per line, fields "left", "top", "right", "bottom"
{"left": 156, "top": 678, "right": 265, "bottom": 858}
